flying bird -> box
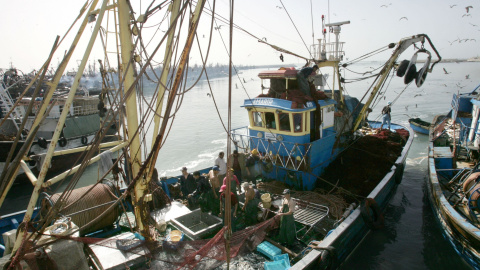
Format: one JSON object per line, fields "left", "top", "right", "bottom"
{"left": 280, "top": 53, "right": 284, "bottom": 62}
{"left": 466, "top": 74, "right": 470, "bottom": 79}
{"left": 381, "top": 5, "right": 389, "bottom": 8}
{"left": 214, "top": 25, "right": 223, "bottom": 30}
{"left": 470, "top": 23, "right": 478, "bottom": 27}
{"left": 466, "top": 6, "right": 473, "bottom": 13}
{"left": 399, "top": 17, "right": 408, "bottom": 21}
{"left": 276, "top": 5, "right": 282, "bottom": 9}
{"left": 462, "top": 14, "right": 472, "bottom": 17}
{"left": 443, "top": 68, "right": 450, "bottom": 74}
{"left": 450, "top": 4, "right": 457, "bottom": 8}
{"left": 207, "top": 93, "right": 211, "bottom": 97}
{"left": 262, "top": 37, "right": 267, "bottom": 42}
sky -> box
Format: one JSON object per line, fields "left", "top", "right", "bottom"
{"left": 0, "top": 0, "right": 478, "bottom": 73}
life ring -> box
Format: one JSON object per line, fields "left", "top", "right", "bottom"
{"left": 81, "top": 136, "right": 88, "bottom": 145}
{"left": 58, "top": 137, "right": 67, "bottom": 147}
{"left": 38, "top": 137, "right": 48, "bottom": 149}
{"left": 360, "top": 198, "right": 384, "bottom": 229}
{"left": 396, "top": 60, "right": 409, "bottom": 77}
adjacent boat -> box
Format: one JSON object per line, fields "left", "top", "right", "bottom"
{"left": 408, "top": 117, "right": 430, "bottom": 135}
{"left": 0, "top": 1, "right": 442, "bottom": 269}
{"left": 427, "top": 84, "right": 480, "bottom": 269}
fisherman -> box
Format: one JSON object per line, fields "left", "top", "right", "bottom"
{"left": 188, "top": 171, "right": 213, "bottom": 213}
{"left": 277, "top": 189, "right": 296, "bottom": 246}
{"left": 222, "top": 168, "right": 240, "bottom": 199}
{"left": 207, "top": 165, "right": 221, "bottom": 215}
{"left": 215, "top": 151, "right": 227, "bottom": 182}
{"left": 179, "top": 167, "right": 196, "bottom": 201}
{"left": 245, "top": 149, "right": 261, "bottom": 184}
{"left": 229, "top": 149, "right": 246, "bottom": 183}
{"left": 297, "top": 64, "right": 319, "bottom": 96}
{"left": 241, "top": 182, "right": 258, "bottom": 226}
{"left": 380, "top": 101, "right": 392, "bottom": 130}
{"left": 219, "top": 184, "right": 238, "bottom": 232}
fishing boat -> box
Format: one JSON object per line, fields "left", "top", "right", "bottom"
{"left": 0, "top": 1, "right": 442, "bottom": 269}
{"left": 0, "top": 68, "right": 118, "bottom": 178}
{"left": 408, "top": 117, "right": 430, "bottom": 135}
{"left": 427, "top": 84, "right": 480, "bottom": 269}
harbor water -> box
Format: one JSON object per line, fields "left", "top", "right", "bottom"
{"left": 2, "top": 61, "right": 480, "bottom": 269}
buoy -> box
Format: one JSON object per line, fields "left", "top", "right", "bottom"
{"left": 38, "top": 137, "right": 48, "bottom": 149}
{"left": 360, "top": 198, "right": 384, "bottom": 229}
{"left": 396, "top": 60, "right": 409, "bottom": 77}
{"left": 58, "top": 137, "right": 67, "bottom": 147}
{"left": 81, "top": 135, "right": 88, "bottom": 145}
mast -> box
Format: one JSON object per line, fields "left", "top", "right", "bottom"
{"left": 117, "top": 0, "right": 146, "bottom": 237}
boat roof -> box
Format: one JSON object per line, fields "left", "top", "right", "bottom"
{"left": 242, "top": 97, "right": 336, "bottom": 111}
{"left": 258, "top": 67, "right": 298, "bottom": 79}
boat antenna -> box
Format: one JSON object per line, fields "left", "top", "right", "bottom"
{"left": 310, "top": 0, "right": 315, "bottom": 46}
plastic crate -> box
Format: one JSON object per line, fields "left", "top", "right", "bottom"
{"left": 274, "top": 253, "right": 290, "bottom": 267}
{"left": 264, "top": 259, "right": 290, "bottom": 270}
{"left": 256, "top": 241, "right": 281, "bottom": 260}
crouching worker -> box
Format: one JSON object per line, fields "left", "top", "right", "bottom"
{"left": 188, "top": 171, "right": 213, "bottom": 213}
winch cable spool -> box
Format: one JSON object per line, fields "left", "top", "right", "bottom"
{"left": 42, "top": 183, "right": 120, "bottom": 235}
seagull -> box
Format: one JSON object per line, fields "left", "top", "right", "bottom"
{"left": 399, "top": 17, "right": 408, "bottom": 21}
{"left": 280, "top": 53, "right": 284, "bottom": 62}
{"left": 462, "top": 14, "right": 472, "bottom": 17}
{"left": 450, "top": 4, "right": 457, "bottom": 8}
{"left": 276, "top": 5, "right": 282, "bottom": 9}
{"left": 466, "top": 74, "right": 470, "bottom": 79}
{"left": 243, "top": 78, "right": 246, "bottom": 83}
{"left": 381, "top": 5, "right": 389, "bottom": 8}
{"left": 207, "top": 93, "right": 211, "bottom": 97}
{"left": 414, "top": 94, "right": 422, "bottom": 98}
{"left": 466, "top": 6, "right": 473, "bottom": 13}
{"left": 262, "top": 37, "right": 267, "bottom": 42}
{"left": 214, "top": 25, "right": 223, "bottom": 30}
{"left": 443, "top": 68, "right": 450, "bottom": 74}
{"left": 470, "top": 23, "right": 478, "bottom": 27}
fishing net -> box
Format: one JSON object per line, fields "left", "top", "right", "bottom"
{"left": 321, "top": 129, "right": 409, "bottom": 200}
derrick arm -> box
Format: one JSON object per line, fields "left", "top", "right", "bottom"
{"left": 352, "top": 34, "right": 441, "bottom": 131}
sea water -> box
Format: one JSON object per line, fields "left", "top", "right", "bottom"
{"left": 2, "top": 61, "right": 479, "bottom": 269}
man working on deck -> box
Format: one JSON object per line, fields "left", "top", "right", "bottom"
{"left": 219, "top": 184, "right": 238, "bottom": 232}
{"left": 215, "top": 151, "right": 227, "bottom": 182}
{"left": 179, "top": 167, "right": 196, "bottom": 201}
{"left": 297, "top": 64, "right": 319, "bottom": 96}
{"left": 245, "top": 149, "right": 261, "bottom": 184}
{"left": 242, "top": 182, "right": 258, "bottom": 227}
{"left": 277, "top": 189, "right": 296, "bottom": 246}
{"left": 223, "top": 168, "right": 240, "bottom": 199}
{"left": 207, "top": 165, "right": 221, "bottom": 215}
{"left": 380, "top": 101, "right": 392, "bottom": 130}
{"left": 188, "top": 171, "right": 213, "bottom": 212}
{"left": 229, "top": 150, "right": 246, "bottom": 183}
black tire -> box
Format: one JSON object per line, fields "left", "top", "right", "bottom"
{"left": 38, "top": 137, "right": 48, "bottom": 149}
{"left": 415, "top": 67, "right": 428, "bottom": 87}
{"left": 360, "top": 198, "right": 384, "bottom": 229}
{"left": 81, "top": 136, "right": 88, "bottom": 145}
{"left": 58, "top": 137, "right": 67, "bottom": 147}
{"left": 404, "top": 64, "right": 417, "bottom": 84}
{"left": 396, "top": 60, "right": 409, "bottom": 77}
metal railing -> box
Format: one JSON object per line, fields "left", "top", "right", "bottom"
{"left": 231, "top": 127, "right": 311, "bottom": 171}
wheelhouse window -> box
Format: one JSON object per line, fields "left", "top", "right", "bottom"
{"left": 293, "top": 113, "right": 303, "bottom": 132}
{"left": 265, "top": 112, "right": 276, "bottom": 129}
{"left": 252, "top": 111, "right": 263, "bottom": 127}
{"left": 279, "top": 113, "right": 291, "bottom": 132}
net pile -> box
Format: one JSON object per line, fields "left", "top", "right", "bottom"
{"left": 321, "top": 129, "right": 409, "bottom": 200}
